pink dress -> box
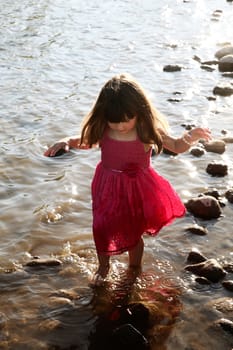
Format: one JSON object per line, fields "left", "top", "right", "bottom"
{"left": 91, "top": 129, "right": 186, "bottom": 256}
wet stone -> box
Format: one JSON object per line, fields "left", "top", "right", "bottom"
{"left": 25, "top": 258, "right": 62, "bottom": 268}
{"left": 195, "top": 277, "right": 211, "bottom": 285}
{"left": 185, "top": 195, "right": 222, "bottom": 220}
{"left": 0, "top": 312, "right": 7, "bottom": 330}
{"left": 209, "top": 297, "right": 233, "bottom": 315}
{"left": 190, "top": 146, "right": 205, "bottom": 157}
{"left": 222, "top": 280, "right": 233, "bottom": 292}
{"left": 111, "top": 323, "right": 149, "bottom": 350}
{"left": 225, "top": 189, "right": 233, "bottom": 203}
{"left": 222, "top": 262, "right": 233, "bottom": 273}
{"left": 186, "top": 248, "right": 208, "bottom": 264}
{"left": 184, "top": 258, "right": 227, "bottom": 283}
{"left": 49, "top": 289, "right": 80, "bottom": 301}
{"left": 215, "top": 45, "right": 233, "bottom": 59}
{"left": 222, "top": 136, "right": 233, "bottom": 143}
{"left": 203, "top": 188, "right": 221, "bottom": 200}
{"left": 204, "top": 139, "right": 226, "bottom": 154}
{"left": 185, "top": 225, "right": 208, "bottom": 236}
{"left": 213, "top": 84, "right": 233, "bottom": 96}
{"left": 163, "top": 64, "right": 182, "bottom": 72}
{"left": 206, "top": 162, "right": 228, "bottom": 177}
{"left": 218, "top": 55, "right": 233, "bottom": 72}
{"left": 215, "top": 318, "right": 233, "bottom": 335}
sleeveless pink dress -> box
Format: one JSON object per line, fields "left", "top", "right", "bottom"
{"left": 91, "top": 129, "right": 186, "bottom": 256}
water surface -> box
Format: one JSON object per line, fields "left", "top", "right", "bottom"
{"left": 1, "top": 1, "right": 233, "bottom": 349}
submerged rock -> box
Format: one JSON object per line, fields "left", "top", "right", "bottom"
{"left": 38, "top": 319, "right": 61, "bottom": 332}
{"left": 25, "top": 258, "right": 62, "bottom": 268}
{"left": 195, "top": 277, "right": 211, "bottom": 285}
{"left": 111, "top": 323, "right": 149, "bottom": 350}
{"left": 210, "top": 297, "right": 233, "bottom": 314}
{"left": 0, "top": 312, "right": 7, "bottom": 330}
{"left": 215, "top": 318, "right": 233, "bottom": 335}
{"left": 49, "top": 289, "right": 80, "bottom": 301}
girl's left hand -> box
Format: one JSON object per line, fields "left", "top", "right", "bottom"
{"left": 189, "top": 127, "right": 212, "bottom": 143}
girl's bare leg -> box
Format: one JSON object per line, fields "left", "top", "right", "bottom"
{"left": 96, "top": 254, "right": 110, "bottom": 278}
{"left": 91, "top": 254, "right": 110, "bottom": 286}
{"left": 128, "top": 238, "right": 144, "bottom": 268}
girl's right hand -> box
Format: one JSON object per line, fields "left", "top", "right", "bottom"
{"left": 44, "top": 142, "right": 70, "bottom": 157}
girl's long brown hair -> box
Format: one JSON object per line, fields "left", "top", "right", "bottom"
{"left": 80, "top": 73, "right": 168, "bottom": 153}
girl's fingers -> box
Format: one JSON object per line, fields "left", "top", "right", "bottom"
{"left": 44, "top": 142, "right": 69, "bottom": 157}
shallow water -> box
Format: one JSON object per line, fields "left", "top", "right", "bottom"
{"left": 1, "top": 0, "right": 233, "bottom": 349}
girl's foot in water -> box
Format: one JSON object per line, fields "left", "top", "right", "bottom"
{"left": 89, "top": 264, "right": 110, "bottom": 287}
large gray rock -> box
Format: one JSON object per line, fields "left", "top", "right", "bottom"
{"left": 215, "top": 45, "right": 233, "bottom": 59}
{"left": 219, "top": 54, "right": 233, "bottom": 72}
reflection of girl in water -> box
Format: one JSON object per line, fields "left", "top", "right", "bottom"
{"left": 89, "top": 272, "right": 182, "bottom": 350}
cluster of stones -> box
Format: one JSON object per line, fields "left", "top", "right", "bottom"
{"left": 163, "top": 44, "right": 233, "bottom": 99}
{"left": 213, "top": 45, "right": 233, "bottom": 97}
{"left": 182, "top": 131, "right": 233, "bottom": 341}
{"left": 184, "top": 248, "right": 233, "bottom": 337}
{"left": 185, "top": 187, "right": 233, "bottom": 221}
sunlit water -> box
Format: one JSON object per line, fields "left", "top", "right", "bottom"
{"left": 1, "top": 1, "right": 233, "bottom": 349}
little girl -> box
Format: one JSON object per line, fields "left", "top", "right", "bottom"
{"left": 44, "top": 73, "right": 211, "bottom": 285}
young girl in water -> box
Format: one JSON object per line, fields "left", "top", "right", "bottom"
{"left": 44, "top": 73, "right": 211, "bottom": 285}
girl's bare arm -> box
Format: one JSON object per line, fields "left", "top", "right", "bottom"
{"left": 160, "top": 127, "right": 212, "bottom": 154}
{"left": 44, "top": 136, "right": 97, "bottom": 157}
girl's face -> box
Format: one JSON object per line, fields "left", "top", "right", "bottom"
{"left": 107, "top": 116, "right": 137, "bottom": 134}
